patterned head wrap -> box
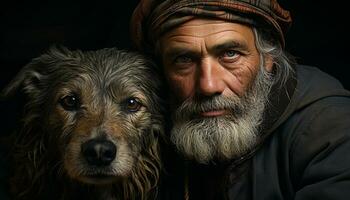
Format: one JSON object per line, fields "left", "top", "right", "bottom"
{"left": 130, "top": 0, "right": 292, "bottom": 53}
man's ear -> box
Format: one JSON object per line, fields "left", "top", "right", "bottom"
{"left": 264, "top": 54, "right": 274, "bottom": 72}
{"left": 1, "top": 59, "right": 47, "bottom": 99}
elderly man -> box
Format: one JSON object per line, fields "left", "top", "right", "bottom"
{"left": 130, "top": 0, "right": 350, "bottom": 199}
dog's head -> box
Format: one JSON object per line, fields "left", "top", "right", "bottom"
{"left": 3, "top": 46, "right": 164, "bottom": 186}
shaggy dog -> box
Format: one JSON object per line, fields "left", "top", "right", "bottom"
{"left": 2, "top": 47, "right": 164, "bottom": 200}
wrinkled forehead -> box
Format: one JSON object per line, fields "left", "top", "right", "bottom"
{"left": 163, "top": 18, "right": 252, "bottom": 35}
{"left": 159, "top": 19, "right": 255, "bottom": 55}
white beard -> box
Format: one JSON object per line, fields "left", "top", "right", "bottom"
{"left": 170, "top": 66, "right": 273, "bottom": 164}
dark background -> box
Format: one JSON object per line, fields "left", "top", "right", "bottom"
{"left": 0, "top": 0, "right": 349, "bottom": 126}
{"left": 0, "top": 1, "right": 349, "bottom": 198}
{"left": 1, "top": 1, "right": 349, "bottom": 90}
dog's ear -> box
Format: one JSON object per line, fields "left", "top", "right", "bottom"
{"left": 1, "top": 46, "right": 73, "bottom": 99}
{"left": 1, "top": 58, "right": 48, "bottom": 99}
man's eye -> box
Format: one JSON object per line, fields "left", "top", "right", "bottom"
{"left": 223, "top": 50, "right": 238, "bottom": 58}
{"left": 220, "top": 50, "right": 240, "bottom": 63}
{"left": 59, "top": 94, "right": 80, "bottom": 111}
{"left": 123, "top": 97, "right": 142, "bottom": 113}
{"left": 174, "top": 55, "right": 193, "bottom": 64}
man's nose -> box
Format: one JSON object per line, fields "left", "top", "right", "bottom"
{"left": 197, "top": 58, "right": 225, "bottom": 96}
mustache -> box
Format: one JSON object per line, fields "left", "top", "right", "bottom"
{"left": 173, "top": 95, "right": 246, "bottom": 120}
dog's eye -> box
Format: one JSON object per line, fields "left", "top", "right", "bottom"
{"left": 124, "top": 98, "right": 142, "bottom": 113}
{"left": 59, "top": 94, "right": 80, "bottom": 111}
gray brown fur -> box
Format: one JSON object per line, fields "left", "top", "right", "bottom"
{"left": 2, "top": 46, "right": 164, "bottom": 200}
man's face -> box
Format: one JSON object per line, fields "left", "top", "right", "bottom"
{"left": 159, "top": 19, "right": 273, "bottom": 163}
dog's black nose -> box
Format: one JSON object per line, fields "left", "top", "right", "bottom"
{"left": 81, "top": 139, "right": 116, "bottom": 166}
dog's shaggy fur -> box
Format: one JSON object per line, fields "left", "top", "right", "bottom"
{"left": 2, "top": 47, "right": 164, "bottom": 200}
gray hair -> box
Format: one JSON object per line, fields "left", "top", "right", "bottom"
{"left": 253, "top": 28, "right": 295, "bottom": 87}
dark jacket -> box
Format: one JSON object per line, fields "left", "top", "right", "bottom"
{"left": 159, "top": 65, "right": 350, "bottom": 200}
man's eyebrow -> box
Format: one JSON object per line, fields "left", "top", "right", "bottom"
{"left": 211, "top": 41, "right": 249, "bottom": 54}
{"left": 162, "top": 41, "right": 249, "bottom": 58}
{"left": 163, "top": 47, "right": 199, "bottom": 58}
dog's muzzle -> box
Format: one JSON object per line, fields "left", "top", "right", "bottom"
{"left": 81, "top": 138, "right": 116, "bottom": 167}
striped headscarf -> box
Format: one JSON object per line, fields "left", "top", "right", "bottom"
{"left": 130, "top": 0, "right": 292, "bottom": 53}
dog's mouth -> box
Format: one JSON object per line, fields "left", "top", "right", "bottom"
{"left": 79, "top": 173, "right": 120, "bottom": 185}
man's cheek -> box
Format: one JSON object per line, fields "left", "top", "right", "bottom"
{"left": 167, "top": 77, "right": 193, "bottom": 103}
